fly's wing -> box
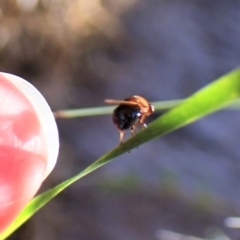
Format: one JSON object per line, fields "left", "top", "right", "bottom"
{"left": 105, "top": 99, "right": 138, "bottom": 106}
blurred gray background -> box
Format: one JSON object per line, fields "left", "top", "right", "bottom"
{"left": 1, "top": 0, "right": 240, "bottom": 239}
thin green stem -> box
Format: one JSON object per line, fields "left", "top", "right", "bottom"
{"left": 54, "top": 99, "right": 240, "bottom": 119}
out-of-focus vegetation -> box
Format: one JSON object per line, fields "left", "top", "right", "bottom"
{"left": 0, "top": 0, "right": 129, "bottom": 78}
{"left": 1, "top": 1, "right": 240, "bottom": 240}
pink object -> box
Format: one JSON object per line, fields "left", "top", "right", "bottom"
{"left": 0, "top": 73, "right": 59, "bottom": 232}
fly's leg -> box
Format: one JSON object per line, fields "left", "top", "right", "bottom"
{"left": 130, "top": 124, "right": 141, "bottom": 150}
{"left": 119, "top": 131, "right": 124, "bottom": 144}
{"left": 131, "top": 125, "right": 136, "bottom": 136}
{"left": 139, "top": 114, "right": 147, "bottom": 129}
{"left": 130, "top": 126, "right": 137, "bottom": 151}
{"left": 119, "top": 131, "right": 132, "bottom": 153}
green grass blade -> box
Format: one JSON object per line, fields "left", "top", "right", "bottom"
{"left": 1, "top": 68, "right": 240, "bottom": 240}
